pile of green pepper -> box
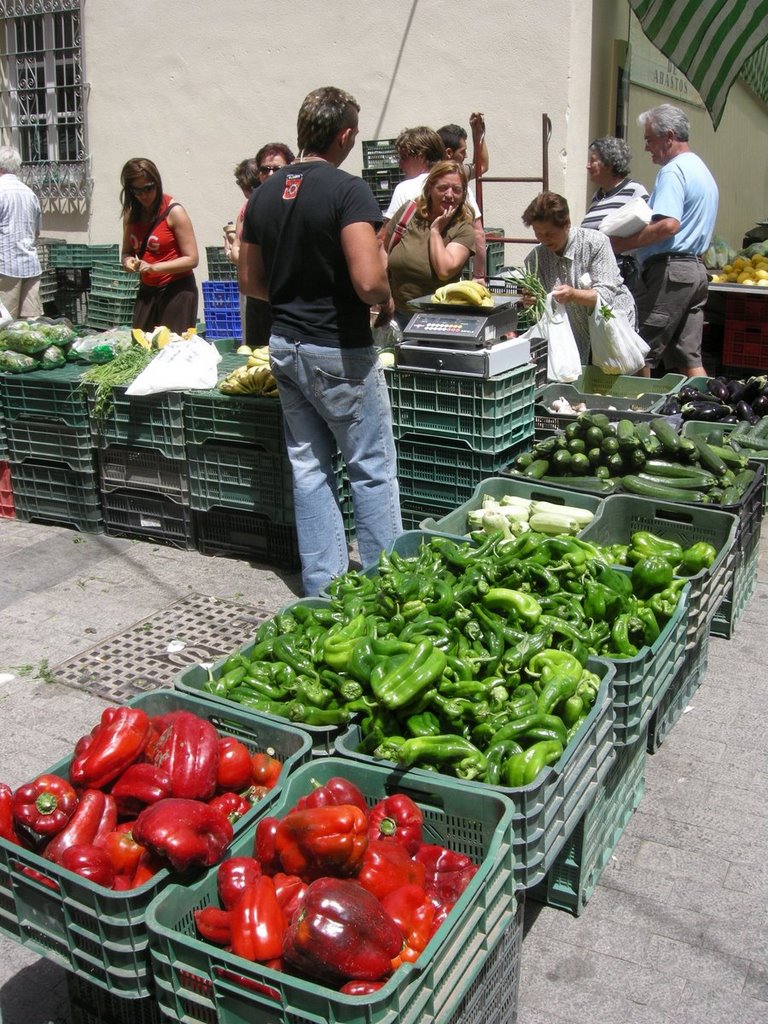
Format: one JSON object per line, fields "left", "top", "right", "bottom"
{"left": 204, "top": 527, "right": 690, "bottom": 788}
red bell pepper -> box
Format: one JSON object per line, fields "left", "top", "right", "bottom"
{"left": 251, "top": 752, "right": 282, "bottom": 791}
{"left": 216, "top": 736, "right": 254, "bottom": 792}
{"left": 339, "top": 980, "right": 386, "bottom": 995}
{"left": 152, "top": 710, "right": 220, "bottom": 801}
{"left": 217, "top": 856, "right": 262, "bottom": 910}
{"left": 12, "top": 774, "right": 78, "bottom": 840}
{"left": 111, "top": 763, "right": 172, "bottom": 817}
{"left": 414, "top": 844, "right": 477, "bottom": 907}
{"left": 295, "top": 776, "right": 367, "bottom": 814}
{"left": 382, "top": 883, "right": 438, "bottom": 969}
{"left": 130, "top": 848, "right": 164, "bottom": 889}
{"left": 102, "top": 822, "right": 146, "bottom": 879}
{"left": 230, "top": 875, "right": 286, "bottom": 962}
{"left": 194, "top": 905, "right": 232, "bottom": 945}
{"left": 209, "top": 791, "right": 253, "bottom": 825}
{"left": 367, "top": 794, "right": 423, "bottom": 856}
{"left": 272, "top": 872, "right": 307, "bottom": 921}
{"left": 133, "top": 798, "right": 233, "bottom": 873}
{"left": 60, "top": 843, "right": 116, "bottom": 888}
{"left": 70, "top": 706, "right": 151, "bottom": 790}
{"left": 283, "top": 877, "right": 402, "bottom": 984}
{"left": 357, "top": 840, "right": 425, "bottom": 903}
{"left": 43, "top": 790, "right": 117, "bottom": 864}
{"left": 0, "top": 783, "right": 21, "bottom": 846}
{"left": 275, "top": 804, "right": 368, "bottom": 881}
{"left": 253, "top": 816, "right": 282, "bottom": 874}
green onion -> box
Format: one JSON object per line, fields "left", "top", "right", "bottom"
{"left": 79, "top": 345, "right": 153, "bottom": 420}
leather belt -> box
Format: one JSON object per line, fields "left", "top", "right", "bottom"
{"left": 643, "top": 252, "right": 702, "bottom": 267}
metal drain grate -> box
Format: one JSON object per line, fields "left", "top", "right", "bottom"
{"left": 51, "top": 593, "right": 272, "bottom": 702}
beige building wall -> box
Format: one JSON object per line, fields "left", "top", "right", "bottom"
{"left": 39, "top": 1, "right": 767, "bottom": 276}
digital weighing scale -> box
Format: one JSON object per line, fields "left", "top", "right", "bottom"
{"left": 396, "top": 295, "right": 530, "bottom": 377}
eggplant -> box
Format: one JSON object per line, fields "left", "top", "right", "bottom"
{"left": 735, "top": 400, "right": 759, "bottom": 424}
{"left": 720, "top": 416, "right": 739, "bottom": 423}
{"left": 678, "top": 385, "right": 709, "bottom": 403}
{"left": 751, "top": 394, "right": 768, "bottom": 417}
{"left": 727, "top": 378, "right": 745, "bottom": 400}
{"left": 708, "top": 378, "right": 731, "bottom": 402}
{"left": 680, "top": 401, "right": 733, "bottom": 421}
{"left": 730, "top": 375, "right": 767, "bottom": 405}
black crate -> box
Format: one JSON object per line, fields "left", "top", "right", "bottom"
{"left": 10, "top": 458, "right": 103, "bottom": 532}
{"left": 194, "top": 506, "right": 300, "bottom": 568}
{"left": 98, "top": 447, "right": 190, "bottom": 503}
{"left": 362, "top": 138, "right": 399, "bottom": 169}
{"left": 102, "top": 488, "right": 195, "bottom": 548}
{"left": 205, "top": 246, "right": 238, "bottom": 281}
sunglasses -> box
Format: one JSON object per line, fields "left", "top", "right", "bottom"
{"left": 131, "top": 183, "right": 157, "bottom": 195}
{"left": 259, "top": 165, "right": 283, "bottom": 175}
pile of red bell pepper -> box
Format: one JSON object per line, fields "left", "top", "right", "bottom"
{"left": 0, "top": 704, "right": 283, "bottom": 889}
{"left": 194, "top": 774, "right": 477, "bottom": 992}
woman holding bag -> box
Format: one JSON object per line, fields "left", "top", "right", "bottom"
{"left": 522, "top": 191, "right": 637, "bottom": 364}
{"left": 120, "top": 158, "right": 199, "bottom": 334}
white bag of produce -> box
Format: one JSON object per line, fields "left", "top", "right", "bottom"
{"left": 126, "top": 337, "right": 221, "bottom": 396}
{"left": 537, "top": 293, "right": 581, "bottom": 383}
{"left": 598, "top": 196, "right": 653, "bottom": 238}
{"left": 588, "top": 303, "right": 649, "bottom": 375}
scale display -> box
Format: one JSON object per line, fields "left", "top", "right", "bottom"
{"left": 405, "top": 312, "right": 487, "bottom": 341}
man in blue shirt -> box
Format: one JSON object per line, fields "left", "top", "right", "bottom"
{"left": 615, "top": 104, "right": 718, "bottom": 378}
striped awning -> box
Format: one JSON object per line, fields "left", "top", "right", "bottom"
{"left": 629, "top": 0, "right": 768, "bottom": 128}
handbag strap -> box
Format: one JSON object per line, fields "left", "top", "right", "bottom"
{"left": 136, "top": 201, "right": 179, "bottom": 260}
{"left": 388, "top": 200, "right": 418, "bottom": 253}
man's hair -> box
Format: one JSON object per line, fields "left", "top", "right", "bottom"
{"left": 638, "top": 103, "right": 690, "bottom": 142}
{"left": 437, "top": 124, "right": 467, "bottom": 153}
{"left": 255, "top": 142, "right": 296, "bottom": 167}
{"left": 395, "top": 126, "right": 446, "bottom": 165}
{"left": 522, "top": 191, "right": 570, "bottom": 228}
{"left": 589, "top": 137, "right": 632, "bottom": 178}
{"left": 297, "top": 86, "right": 359, "bottom": 156}
{"left": 0, "top": 146, "right": 22, "bottom": 175}
{"left": 234, "top": 158, "right": 261, "bottom": 192}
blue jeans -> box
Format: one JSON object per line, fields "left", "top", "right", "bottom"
{"left": 269, "top": 335, "right": 403, "bottom": 595}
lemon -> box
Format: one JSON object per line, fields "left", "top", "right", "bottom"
{"left": 722, "top": 263, "right": 733, "bottom": 274}
{"left": 756, "top": 269, "right": 768, "bottom": 281}
{"left": 758, "top": 279, "right": 768, "bottom": 287}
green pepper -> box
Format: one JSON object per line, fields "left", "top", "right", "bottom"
{"left": 607, "top": 614, "right": 640, "bottom": 658}
{"left": 272, "top": 635, "right": 318, "bottom": 680}
{"left": 504, "top": 739, "right": 564, "bottom": 786}
{"left": 631, "top": 556, "right": 674, "bottom": 598}
{"left": 593, "top": 563, "right": 633, "bottom": 602}
{"left": 526, "top": 650, "right": 583, "bottom": 715}
{"left": 254, "top": 617, "right": 279, "bottom": 643}
{"left": 647, "top": 578, "right": 686, "bottom": 622}
{"left": 562, "top": 693, "right": 585, "bottom": 728}
{"left": 678, "top": 541, "right": 717, "bottom": 575}
{"left": 489, "top": 712, "right": 567, "bottom": 748}
{"left": 322, "top": 614, "right": 369, "bottom": 670}
{"left": 380, "top": 735, "right": 488, "bottom": 781}
{"left": 626, "top": 531, "right": 684, "bottom": 568}
{"left": 288, "top": 703, "right": 350, "bottom": 726}
{"left": 484, "top": 738, "right": 524, "bottom": 785}
{"left": 635, "top": 605, "right": 660, "bottom": 646}
{"left": 482, "top": 588, "right": 542, "bottom": 627}
{"left": 295, "top": 678, "right": 334, "bottom": 709}
{"left": 369, "top": 638, "right": 447, "bottom": 710}
{"left": 406, "top": 711, "right": 442, "bottom": 737}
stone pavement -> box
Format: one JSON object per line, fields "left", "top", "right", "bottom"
{"left": 0, "top": 517, "right": 765, "bottom": 1024}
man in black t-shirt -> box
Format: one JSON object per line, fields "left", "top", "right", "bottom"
{"left": 240, "top": 86, "right": 403, "bottom": 595}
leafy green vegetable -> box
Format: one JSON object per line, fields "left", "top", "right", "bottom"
{"left": 79, "top": 345, "right": 153, "bottom": 419}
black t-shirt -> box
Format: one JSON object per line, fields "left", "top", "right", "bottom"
{"left": 243, "top": 161, "right": 382, "bottom": 346}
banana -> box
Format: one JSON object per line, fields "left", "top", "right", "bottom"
{"left": 431, "top": 281, "right": 494, "bottom": 306}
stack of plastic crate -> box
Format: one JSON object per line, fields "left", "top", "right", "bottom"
{"left": 48, "top": 242, "right": 120, "bottom": 326}
{"left": 361, "top": 138, "right": 403, "bottom": 211}
{"left": 36, "top": 238, "right": 60, "bottom": 311}
{"left": 0, "top": 363, "right": 103, "bottom": 532}
{"left": 86, "top": 261, "right": 140, "bottom": 330}
{"left": 385, "top": 363, "right": 537, "bottom": 528}
{"left": 205, "top": 245, "right": 237, "bottom": 281}
{"left": 202, "top": 280, "right": 241, "bottom": 342}
{"left": 86, "top": 368, "right": 193, "bottom": 548}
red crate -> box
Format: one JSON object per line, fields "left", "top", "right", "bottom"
{"left": 722, "top": 319, "right": 768, "bottom": 370}
{"left": 724, "top": 294, "right": 768, "bottom": 323}
{"left": 0, "top": 461, "right": 14, "bottom": 518}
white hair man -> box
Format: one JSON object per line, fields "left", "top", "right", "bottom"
{"left": 0, "top": 146, "right": 43, "bottom": 319}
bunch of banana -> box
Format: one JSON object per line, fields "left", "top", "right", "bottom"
{"left": 219, "top": 362, "right": 279, "bottom": 397}
{"left": 431, "top": 281, "right": 495, "bottom": 307}
{"left": 246, "top": 346, "right": 270, "bottom": 367}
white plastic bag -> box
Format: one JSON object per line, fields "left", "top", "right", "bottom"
{"left": 588, "top": 304, "right": 649, "bottom": 375}
{"left": 0, "top": 299, "right": 12, "bottom": 326}
{"left": 126, "top": 337, "right": 222, "bottom": 396}
{"left": 537, "top": 293, "right": 581, "bottom": 383}
{"left": 598, "top": 197, "right": 653, "bottom": 238}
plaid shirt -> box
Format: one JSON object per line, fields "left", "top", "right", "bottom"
{"left": 0, "top": 173, "right": 42, "bottom": 278}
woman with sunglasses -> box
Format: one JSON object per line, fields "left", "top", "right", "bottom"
{"left": 120, "top": 157, "right": 199, "bottom": 334}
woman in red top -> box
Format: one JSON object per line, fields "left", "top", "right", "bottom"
{"left": 120, "top": 157, "right": 199, "bottom": 334}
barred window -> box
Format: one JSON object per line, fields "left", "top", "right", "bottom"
{"left": 0, "top": 0, "right": 90, "bottom": 202}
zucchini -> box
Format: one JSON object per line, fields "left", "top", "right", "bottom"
{"left": 540, "top": 474, "right": 616, "bottom": 492}
{"left": 570, "top": 453, "right": 591, "bottom": 475}
{"left": 676, "top": 437, "right": 698, "bottom": 462}
{"left": 568, "top": 438, "right": 586, "bottom": 455}
{"left": 705, "top": 427, "right": 724, "bottom": 445}
{"left": 601, "top": 436, "right": 620, "bottom": 457}
{"left": 550, "top": 449, "right": 572, "bottom": 473}
{"left": 524, "top": 459, "right": 550, "bottom": 479}
{"left": 634, "top": 472, "right": 713, "bottom": 491}
{"left": 622, "top": 475, "right": 708, "bottom": 503}
{"left": 578, "top": 411, "right": 611, "bottom": 432}
{"left": 583, "top": 426, "right": 604, "bottom": 449}
{"left": 691, "top": 437, "right": 728, "bottom": 477}
{"left": 641, "top": 459, "right": 716, "bottom": 487}
{"left": 616, "top": 419, "right": 640, "bottom": 450}
{"left": 650, "top": 417, "right": 681, "bottom": 454}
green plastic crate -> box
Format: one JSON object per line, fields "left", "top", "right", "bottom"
{"left": 187, "top": 441, "right": 294, "bottom": 518}
{"left": 419, "top": 474, "right": 604, "bottom": 535}
{"left": 335, "top": 659, "right": 616, "bottom": 890}
{"left": 534, "top": 383, "right": 666, "bottom": 436}
{"left": 573, "top": 366, "right": 685, "bottom": 397}
{"left": 193, "top": 506, "right": 300, "bottom": 569}
{"left": 580, "top": 494, "right": 738, "bottom": 650}
{"left": 0, "top": 689, "right": 312, "bottom": 998}
{"left": 146, "top": 757, "right": 517, "bottom": 1024}
{"left": 385, "top": 363, "right": 535, "bottom": 453}
{"left": 681, "top": 419, "right": 768, "bottom": 514}
{"left": 183, "top": 386, "right": 284, "bottom": 450}
{"left": 647, "top": 637, "right": 709, "bottom": 753}
{"left": 174, "top": 599, "right": 345, "bottom": 755}
{"left": 86, "top": 295, "right": 138, "bottom": 330}
{"left": 10, "top": 458, "right": 103, "bottom": 532}
{"left": 204, "top": 246, "right": 238, "bottom": 281}
{"left": 711, "top": 528, "right": 760, "bottom": 638}
{"left": 98, "top": 446, "right": 190, "bottom": 504}
{"left": 87, "top": 384, "right": 185, "bottom": 460}
{"left": 66, "top": 971, "right": 162, "bottom": 1024}
{"left": 49, "top": 243, "right": 120, "bottom": 269}
{"left": 6, "top": 419, "right": 95, "bottom": 473}
{"left": 529, "top": 731, "right": 646, "bottom": 915}
{"left": 0, "top": 362, "right": 89, "bottom": 426}
{"left": 89, "top": 263, "right": 141, "bottom": 300}
{"left": 397, "top": 435, "right": 533, "bottom": 505}
{"left": 102, "top": 487, "right": 195, "bottom": 549}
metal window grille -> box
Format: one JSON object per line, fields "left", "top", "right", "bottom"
{"left": 0, "top": 0, "right": 90, "bottom": 202}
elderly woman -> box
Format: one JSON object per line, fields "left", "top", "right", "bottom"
{"left": 522, "top": 191, "right": 637, "bottom": 364}
{"left": 581, "top": 137, "right": 648, "bottom": 290}
{"left": 383, "top": 159, "right": 476, "bottom": 329}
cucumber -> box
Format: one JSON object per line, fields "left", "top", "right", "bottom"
{"left": 650, "top": 417, "right": 681, "bottom": 454}
{"left": 642, "top": 459, "right": 716, "bottom": 487}
{"left": 622, "top": 475, "right": 708, "bottom": 503}
{"left": 691, "top": 436, "right": 729, "bottom": 477}
{"left": 705, "top": 427, "right": 724, "bottom": 446}
{"left": 725, "top": 431, "right": 768, "bottom": 452}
